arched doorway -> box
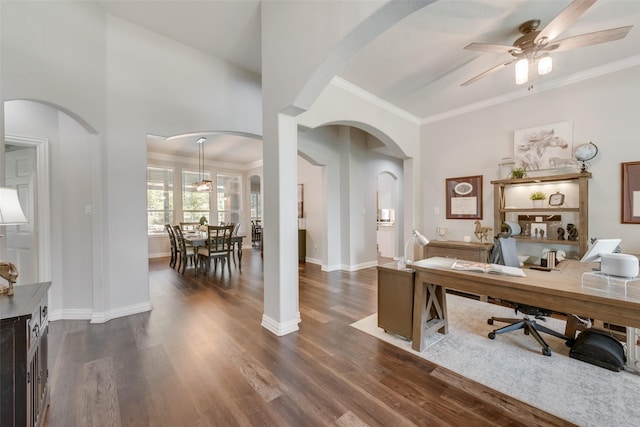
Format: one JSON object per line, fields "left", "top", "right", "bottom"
{"left": 3, "top": 99, "right": 100, "bottom": 320}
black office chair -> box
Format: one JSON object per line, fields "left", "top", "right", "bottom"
{"left": 487, "top": 233, "right": 573, "bottom": 356}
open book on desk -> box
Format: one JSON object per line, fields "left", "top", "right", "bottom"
{"left": 451, "top": 261, "right": 526, "bottom": 277}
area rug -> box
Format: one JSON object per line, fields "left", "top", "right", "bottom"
{"left": 351, "top": 293, "right": 640, "bottom": 427}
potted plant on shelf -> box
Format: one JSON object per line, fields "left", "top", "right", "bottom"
{"left": 530, "top": 191, "right": 547, "bottom": 208}
{"left": 510, "top": 167, "right": 527, "bottom": 179}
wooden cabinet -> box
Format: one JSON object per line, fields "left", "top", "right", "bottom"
{"left": 1, "top": 282, "right": 51, "bottom": 427}
{"left": 423, "top": 240, "right": 494, "bottom": 263}
{"left": 377, "top": 263, "right": 415, "bottom": 340}
{"left": 491, "top": 172, "right": 591, "bottom": 257}
{"left": 298, "top": 229, "right": 306, "bottom": 262}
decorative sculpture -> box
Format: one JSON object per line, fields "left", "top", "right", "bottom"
{"left": 474, "top": 220, "right": 492, "bottom": 242}
{"left": 557, "top": 227, "right": 565, "bottom": 240}
{"left": 567, "top": 223, "right": 578, "bottom": 241}
{"left": 0, "top": 261, "right": 19, "bottom": 297}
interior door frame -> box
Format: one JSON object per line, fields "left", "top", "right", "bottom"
{"left": 5, "top": 134, "right": 51, "bottom": 283}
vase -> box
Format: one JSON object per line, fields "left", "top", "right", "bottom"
{"left": 532, "top": 199, "right": 545, "bottom": 208}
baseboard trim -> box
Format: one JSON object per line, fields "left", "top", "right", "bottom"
{"left": 149, "top": 251, "right": 171, "bottom": 259}
{"left": 322, "top": 260, "right": 378, "bottom": 272}
{"left": 261, "top": 312, "right": 300, "bottom": 336}
{"left": 91, "top": 301, "right": 153, "bottom": 323}
{"left": 49, "top": 301, "right": 153, "bottom": 323}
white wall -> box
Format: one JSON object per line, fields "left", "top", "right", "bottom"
{"left": 298, "top": 125, "right": 404, "bottom": 270}
{"left": 421, "top": 65, "right": 640, "bottom": 257}
{"left": 2, "top": 3, "right": 262, "bottom": 321}
{"left": 297, "top": 157, "right": 322, "bottom": 264}
{"left": 5, "top": 100, "right": 95, "bottom": 317}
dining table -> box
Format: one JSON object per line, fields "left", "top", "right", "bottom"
{"left": 184, "top": 232, "right": 246, "bottom": 272}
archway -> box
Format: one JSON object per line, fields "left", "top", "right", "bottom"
{"left": 3, "top": 99, "right": 101, "bottom": 321}
{"left": 297, "top": 123, "right": 407, "bottom": 271}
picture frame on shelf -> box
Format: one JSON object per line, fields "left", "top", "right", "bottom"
{"left": 446, "top": 175, "right": 482, "bottom": 220}
{"left": 622, "top": 161, "right": 640, "bottom": 224}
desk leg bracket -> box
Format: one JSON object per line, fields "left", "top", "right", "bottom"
{"left": 413, "top": 280, "right": 448, "bottom": 352}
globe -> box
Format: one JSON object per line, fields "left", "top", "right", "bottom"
{"left": 573, "top": 142, "right": 598, "bottom": 161}
{"left": 573, "top": 142, "right": 598, "bottom": 172}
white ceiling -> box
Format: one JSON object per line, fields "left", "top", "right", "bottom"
{"left": 99, "top": 0, "right": 640, "bottom": 164}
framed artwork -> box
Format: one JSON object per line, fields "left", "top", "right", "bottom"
{"left": 622, "top": 161, "right": 640, "bottom": 224}
{"left": 298, "top": 184, "right": 304, "bottom": 218}
{"left": 514, "top": 121, "right": 573, "bottom": 171}
{"left": 446, "top": 175, "right": 482, "bottom": 219}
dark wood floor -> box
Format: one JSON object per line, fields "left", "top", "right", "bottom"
{"left": 44, "top": 249, "right": 573, "bottom": 426}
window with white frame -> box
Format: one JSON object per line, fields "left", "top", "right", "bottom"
{"left": 217, "top": 173, "right": 242, "bottom": 225}
{"left": 183, "top": 170, "right": 211, "bottom": 224}
{"left": 249, "top": 175, "right": 262, "bottom": 221}
{"left": 147, "top": 166, "right": 174, "bottom": 235}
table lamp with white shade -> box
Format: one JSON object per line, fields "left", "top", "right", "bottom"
{"left": 0, "top": 187, "right": 28, "bottom": 296}
{"left": 398, "top": 229, "right": 429, "bottom": 269}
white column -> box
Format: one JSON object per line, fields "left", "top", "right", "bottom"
{"left": 261, "top": 112, "right": 300, "bottom": 335}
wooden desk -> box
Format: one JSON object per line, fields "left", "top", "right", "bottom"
{"left": 377, "top": 263, "right": 415, "bottom": 340}
{"left": 423, "top": 240, "right": 494, "bottom": 301}
{"left": 423, "top": 240, "right": 493, "bottom": 263}
{"left": 410, "top": 257, "right": 640, "bottom": 370}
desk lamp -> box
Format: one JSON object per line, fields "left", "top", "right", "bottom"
{"left": 0, "top": 187, "right": 28, "bottom": 296}
{"left": 399, "top": 229, "right": 429, "bottom": 269}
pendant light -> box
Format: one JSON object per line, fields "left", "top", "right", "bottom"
{"left": 194, "top": 137, "right": 212, "bottom": 192}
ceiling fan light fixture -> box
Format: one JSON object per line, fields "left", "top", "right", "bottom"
{"left": 462, "top": 0, "right": 633, "bottom": 88}
{"left": 537, "top": 54, "right": 553, "bottom": 75}
{"left": 515, "top": 58, "right": 529, "bottom": 84}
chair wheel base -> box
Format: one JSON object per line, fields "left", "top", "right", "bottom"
{"left": 542, "top": 348, "right": 552, "bottom": 356}
{"left": 487, "top": 319, "right": 494, "bottom": 325}
{"left": 488, "top": 332, "right": 496, "bottom": 339}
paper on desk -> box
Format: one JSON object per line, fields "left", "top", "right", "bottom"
{"left": 452, "top": 261, "right": 526, "bottom": 277}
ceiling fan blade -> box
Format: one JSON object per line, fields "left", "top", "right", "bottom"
{"left": 461, "top": 58, "right": 517, "bottom": 86}
{"left": 535, "top": 0, "right": 597, "bottom": 44}
{"left": 464, "top": 42, "right": 517, "bottom": 54}
{"left": 549, "top": 26, "right": 633, "bottom": 52}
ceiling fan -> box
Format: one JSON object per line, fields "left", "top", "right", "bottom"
{"left": 461, "top": 0, "right": 633, "bottom": 87}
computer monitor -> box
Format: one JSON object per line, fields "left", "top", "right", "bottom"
{"left": 580, "top": 238, "right": 622, "bottom": 263}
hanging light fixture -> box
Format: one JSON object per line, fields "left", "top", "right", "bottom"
{"left": 194, "top": 137, "right": 212, "bottom": 192}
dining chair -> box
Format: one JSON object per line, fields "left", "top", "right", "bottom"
{"left": 251, "top": 220, "right": 262, "bottom": 247}
{"left": 231, "top": 222, "right": 241, "bottom": 267}
{"left": 198, "top": 224, "right": 234, "bottom": 274}
{"left": 173, "top": 225, "right": 196, "bottom": 273}
{"left": 165, "top": 223, "right": 178, "bottom": 268}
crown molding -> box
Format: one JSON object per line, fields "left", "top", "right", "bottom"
{"left": 331, "top": 76, "right": 421, "bottom": 125}
{"left": 147, "top": 151, "right": 262, "bottom": 171}
{"left": 421, "top": 55, "right": 640, "bottom": 125}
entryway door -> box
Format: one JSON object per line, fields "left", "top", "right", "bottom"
{"left": 4, "top": 147, "right": 38, "bottom": 285}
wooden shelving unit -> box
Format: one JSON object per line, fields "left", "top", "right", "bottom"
{"left": 491, "top": 172, "right": 591, "bottom": 257}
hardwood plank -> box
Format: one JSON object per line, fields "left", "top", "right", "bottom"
{"left": 80, "top": 357, "right": 121, "bottom": 427}
{"left": 334, "top": 411, "right": 369, "bottom": 427}
{"left": 44, "top": 249, "right": 573, "bottom": 426}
